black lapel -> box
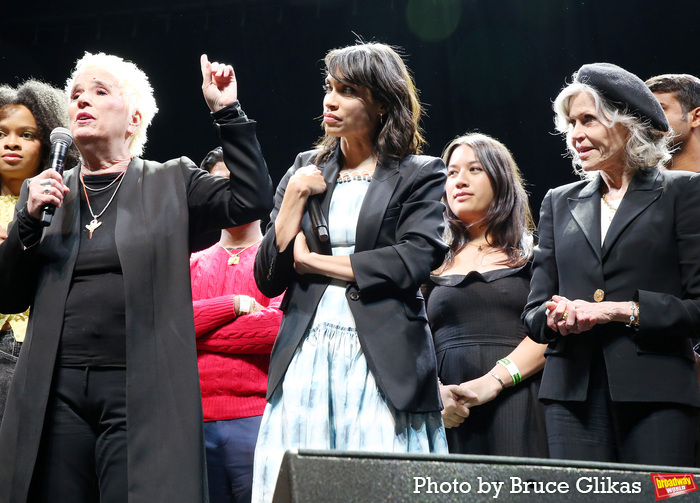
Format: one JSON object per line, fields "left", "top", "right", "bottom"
{"left": 567, "top": 176, "right": 603, "bottom": 263}
{"left": 602, "top": 168, "right": 662, "bottom": 258}
{"left": 354, "top": 156, "right": 401, "bottom": 252}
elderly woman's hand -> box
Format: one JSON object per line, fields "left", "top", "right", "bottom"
{"left": 27, "top": 169, "right": 70, "bottom": 220}
{"left": 201, "top": 54, "right": 238, "bottom": 113}
{"left": 546, "top": 295, "right": 627, "bottom": 335}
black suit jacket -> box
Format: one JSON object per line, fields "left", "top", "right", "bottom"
{"left": 523, "top": 168, "right": 700, "bottom": 407}
{"left": 254, "top": 148, "right": 448, "bottom": 413}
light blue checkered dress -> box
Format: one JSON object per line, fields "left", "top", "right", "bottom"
{"left": 252, "top": 178, "right": 447, "bottom": 503}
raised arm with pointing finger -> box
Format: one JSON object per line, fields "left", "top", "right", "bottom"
{"left": 0, "top": 52, "right": 272, "bottom": 503}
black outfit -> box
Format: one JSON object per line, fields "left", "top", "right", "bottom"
{"left": 523, "top": 168, "right": 700, "bottom": 466}
{"left": 0, "top": 329, "right": 20, "bottom": 421}
{"left": 28, "top": 173, "right": 127, "bottom": 501}
{"left": 0, "top": 104, "right": 273, "bottom": 503}
{"left": 426, "top": 265, "right": 548, "bottom": 457}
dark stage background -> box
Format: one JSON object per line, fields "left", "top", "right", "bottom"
{"left": 2, "top": 0, "right": 699, "bottom": 219}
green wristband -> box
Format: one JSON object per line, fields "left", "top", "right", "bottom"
{"left": 497, "top": 357, "right": 522, "bottom": 386}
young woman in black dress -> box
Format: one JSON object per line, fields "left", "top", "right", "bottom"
{"left": 426, "top": 133, "right": 548, "bottom": 457}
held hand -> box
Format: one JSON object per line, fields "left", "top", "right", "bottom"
{"left": 440, "top": 383, "right": 473, "bottom": 428}
{"left": 200, "top": 54, "right": 238, "bottom": 113}
{"left": 27, "top": 170, "right": 70, "bottom": 220}
{"left": 456, "top": 374, "right": 502, "bottom": 408}
{"left": 0, "top": 224, "right": 7, "bottom": 245}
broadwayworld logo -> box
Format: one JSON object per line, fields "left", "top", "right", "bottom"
{"left": 650, "top": 473, "right": 698, "bottom": 500}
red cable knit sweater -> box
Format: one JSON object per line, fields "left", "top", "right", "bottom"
{"left": 190, "top": 242, "right": 283, "bottom": 421}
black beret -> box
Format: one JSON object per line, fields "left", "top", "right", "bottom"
{"left": 575, "top": 62, "right": 669, "bottom": 132}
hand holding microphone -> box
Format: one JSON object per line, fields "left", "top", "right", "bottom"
{"left": 28, "top": 127, "right": 72, "bottom": 225}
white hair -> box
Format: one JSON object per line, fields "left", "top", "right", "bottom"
{"left": 65, "top": 52, "right": 158, "bottom": 157}
{"left": 553, "top": 82, "right": 671, "bottom": 179}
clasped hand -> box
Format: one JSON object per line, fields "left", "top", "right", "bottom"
{"left": 545, "top": 295, "right": 616, "bottom": 335}
{"left": 439, "top": 382, "right": 482, "bottom": 428}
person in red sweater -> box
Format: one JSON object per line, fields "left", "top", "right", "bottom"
{"left": 190, "top": 163, "right": 283, "bottom": 503}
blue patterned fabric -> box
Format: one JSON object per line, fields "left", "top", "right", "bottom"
{"left": 252, "top": 179, "right": 447, "bottom": 503}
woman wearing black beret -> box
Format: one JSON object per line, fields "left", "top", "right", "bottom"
{"left": 523, "top": 62, "right": 700, "bottom": 466}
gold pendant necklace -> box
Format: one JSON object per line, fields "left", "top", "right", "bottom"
{"left": 219, "top": 240, "right": 261, "bottom": 266}
{"left": 467, "top": 240, "right": 490, "bottom": 252}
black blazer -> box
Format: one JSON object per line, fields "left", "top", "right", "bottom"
{"left": 254, "top": 147, "right": 448, "bottom": 413}
{"left": 523, "top": 168, "right": 700, "bottom": 407}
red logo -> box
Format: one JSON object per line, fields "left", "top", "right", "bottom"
{"left": 650, "top": 473, "right": 698, "bottom": 500}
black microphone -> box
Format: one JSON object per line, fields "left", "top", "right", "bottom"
{"left": 307, "top": 196, "right": 329, "bottom": 243}
{"left": 40, "top": 127, "right": 73, "bottom": 227}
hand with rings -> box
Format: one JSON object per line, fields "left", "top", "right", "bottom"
{"left": 28, "top": 170, "right": 70, "bottom": 220}
{"left": 40, "top": 178, "right": 52, "bottom": 194}
{"left": 545, "top": 295, "right": 577, "bottom": 335}
{"left": 545, "top": 295, "right": 608, "bottom": 335}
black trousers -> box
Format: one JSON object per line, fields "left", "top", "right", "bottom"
{"left": 544, "top": 353, "right": 698, "bottom": 467}
{"left": 28, "top": 366, "right": 127, "bottom": 503}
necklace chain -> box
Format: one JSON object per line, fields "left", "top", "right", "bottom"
{"left": 82, "top": 171, "right": 126, "bottom": 192}
{"left": 467, "top": 241, "right": 490, "bottom": 252}
{"left": 601, "top": 192, "right": 619, "bottom": 222}
{"left": 81, "top": 169, "right": 128, "bottom": 239}
{"left": 219, "top": 240, "right": 261, "bottom": 266}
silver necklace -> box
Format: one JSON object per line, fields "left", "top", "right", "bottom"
{"left": 82, "top": 171, "right": 126, "bottom": 192}
{"left": 81, "top": 170, "right": 128, "bottom": 239}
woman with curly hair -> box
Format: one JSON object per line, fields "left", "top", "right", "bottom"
{"left": 0, "top": 80, "right": 78, "bottom": 420}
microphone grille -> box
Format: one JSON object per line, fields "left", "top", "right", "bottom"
{"left": 50, "top": 127, "right": 73, "bottom": 146}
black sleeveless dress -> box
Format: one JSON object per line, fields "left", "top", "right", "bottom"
{"left": 426, "top": 264, "right": 548, "bottom": 457}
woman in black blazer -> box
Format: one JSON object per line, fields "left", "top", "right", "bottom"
{"left": 523, "top": 62, "right": 700, "bottom": 466}
{"left": 252, "top": 42, "right": 448, "bottom": 502}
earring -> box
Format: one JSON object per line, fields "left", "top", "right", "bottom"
{"left": 379, "top": 113, "right": 385, "bottom": 125}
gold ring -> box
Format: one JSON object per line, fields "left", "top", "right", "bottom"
{"left": 562, "top": 310, "right": 568, "bottom": 321}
